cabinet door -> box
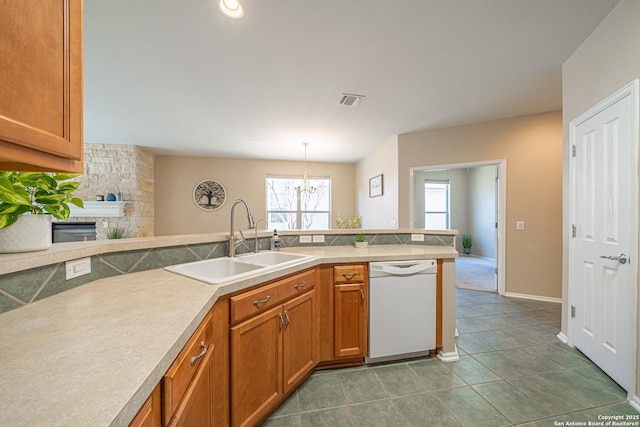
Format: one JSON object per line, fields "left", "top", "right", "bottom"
{"left": 231, "top": 305, "right": 283, "bottom": 427}
{"left": 129, "top": 383, "right": 161, "bottom": 427}
{"left": 282, "top": 290, "right": 316, "bottom": 394}
{"left": 166, "top": 347, "right": 214, "bottom": 427}
{"left": 334, "top": 283, "right": 367, "bottom": 358}
{"left": 0, "top": 0, "right": 83, "bottom": 172}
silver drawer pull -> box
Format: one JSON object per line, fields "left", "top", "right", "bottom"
{"left": 284, "top": 311, "right": 290, "bottom": 329}
{"left": 190, "top": 341, "right": 208, "bottom": 365}
{"left": 342, "top": 272, "right": 357, "bottom": 280}
{"left": 278, "top": 313, "right": 285, "bottom": 332}
{"left": 253, "top": 295, "right": 271, "bottom": 307}
{"left": 294, "top": 281, "right": 306, "bottom": 289}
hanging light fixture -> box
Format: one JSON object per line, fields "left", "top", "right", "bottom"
{"left": 219, "top": 0, "right": 244, "bottom": 18}
{"left": 297, "top": 143, "right": 317, "bottom": 194}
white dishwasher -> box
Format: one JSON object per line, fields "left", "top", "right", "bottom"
{"left": 366, "top": 259, "right": 437, "bottom": 364}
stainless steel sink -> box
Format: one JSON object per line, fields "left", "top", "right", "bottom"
{"left": 165, "top": 251, "right": 314, "bottom": 285}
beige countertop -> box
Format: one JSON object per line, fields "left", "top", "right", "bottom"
{"left": 0, "top": 244, "right": 456, "bottom": 427}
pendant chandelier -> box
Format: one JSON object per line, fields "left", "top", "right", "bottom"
{"left": 297, "top": 143, "right": 317, "bottom": 194}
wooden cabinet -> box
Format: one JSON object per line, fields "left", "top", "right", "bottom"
{"left": 230, "top": 269, "right": 317, "bottom": 427}
{"left": 0, "top": 0, "right": 84, "bottom": 172}
{"left": 162, "top": 312, "right": 214, "bottom": 427}
{"left": 333, "top": 264, "right": 368, "bottom": 359}
{"left": 130, "top": 383, "right": 161, "bottom": 427}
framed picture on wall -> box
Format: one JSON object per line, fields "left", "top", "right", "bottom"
{"left": 369, "top": 174, "right": 383, "bottom": 197}
{"left": 193, "top": 179, "right": 227, "bottom": 211}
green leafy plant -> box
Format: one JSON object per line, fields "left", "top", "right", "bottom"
{"left": 0, "top": 172, "right": 84, "bottom": 230}
{"left": 335, "top": 213, "right": 362, "bottom": 229}
{"left": 355, "top": 233, "right": 367, "bottom": 242}
{"left": 107, "top": 226, "right": 131, "bottom": 239}
{"left": 461, "top": 234, "right": 473, "bottom": 249}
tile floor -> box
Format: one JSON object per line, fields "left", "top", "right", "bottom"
{"left": 261, "top": 288, "right": 638, "bottom": 426}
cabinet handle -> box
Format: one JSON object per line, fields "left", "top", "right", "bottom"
{"left": 278, "top": 313, "right": 285, "bottom": 332}
{"left": 190, "top": 341, "right": 208, "bottom": 365}
{"left": 360, "top": 289, "right": 365, "bottom": 304}
{"left": 253, "top": 295, "right": 271, "bottom": 307}
{"left": 342, "top": 272, "right": 357, "bottom": 280}
{"left": 284, "top": 311, "right": 291, "bottom": 330}
{"left": 294, "top": 281, "right": 306, "bottom": 290}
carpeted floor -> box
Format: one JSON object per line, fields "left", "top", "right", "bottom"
{"left": 456, "top": 256, "right": 496, "bottom": 292}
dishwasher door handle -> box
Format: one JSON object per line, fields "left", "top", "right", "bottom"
{"left": 374, "top": 262, "right": 434, "bottom": 275}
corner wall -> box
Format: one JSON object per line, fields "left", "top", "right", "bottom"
{"left": 355, "top": 137, "right": 399, "bottom": 229}
{"left": 562, "top": 0, "right": 640, "bottom": 400}
{"left": 398, "top": 111, "right": 563, "bottom": 298}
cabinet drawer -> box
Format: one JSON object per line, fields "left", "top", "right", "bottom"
{"left": 333, "top": 265, "right": 366, "bottom": 284}
{"left": 163, "top": 312, "right": 213, "bottom": 423}
{"left": 230, "top": 269, "right": 315, "bottom": 324}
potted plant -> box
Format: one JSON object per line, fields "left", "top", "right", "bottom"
{"left": 355, "top": 233, "right": 368, "bottom": 249}
{"left": 461, "top": 234, "right": 473, "bottom": 255}
{"left": 0, "top": 172, "right": 84, "bottom": 253}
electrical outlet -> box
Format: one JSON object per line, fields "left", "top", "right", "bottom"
{"left": 516, "top": 221, "right": 525, "bottom": 231}
{"left": 103, "top": 221, "right": 108, "bottom": 228}
{"left": 390, "top": 219, "right": 397, "bottom": 228}
{"left": 66, "top": 257, "right": 91, "bottom": 280}
{"left": 312, "top": 235, "right": 325, "bottom": 243}
{"left": 411, "top": 234, "right": 425, "bottom": 242}
{"left": 299, "top": 235, "right": 312, "bottom": 244}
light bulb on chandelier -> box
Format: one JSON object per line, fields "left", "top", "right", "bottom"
{"left": 296, "top": 143, "right": 317, "bottom": 194}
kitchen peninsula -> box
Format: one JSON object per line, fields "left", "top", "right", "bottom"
{"left": 0, "top": 230, "right": 457, "bottom": 426}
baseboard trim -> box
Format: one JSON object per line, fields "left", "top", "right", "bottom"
{"left": 556, "top": 332, "right": 568, "bottom": 344}
{"left": 438, "top": 346, "right": 460, "bottom": 363}
{"left": 630, "top": 394, "right": 640, "bottom": 413}
{"left": 504, "top": 292, "right": 562, "bottom": 304}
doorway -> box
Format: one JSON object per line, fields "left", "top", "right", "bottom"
{"left": 410, "top": 160, "right": 506, "bottom": 295}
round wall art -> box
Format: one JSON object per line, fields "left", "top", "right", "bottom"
{"left": 193, "top": 179, "right": 227, "bottom": 211}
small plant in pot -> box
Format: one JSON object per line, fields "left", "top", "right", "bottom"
{"left": 0, "top": 172, "right": 84, "bottom": 253}
{"left": 355, "top": 233, "right": 368, "bottom": 249}
{"left": 461, "top": 234, "right": 473, "bottom": 255}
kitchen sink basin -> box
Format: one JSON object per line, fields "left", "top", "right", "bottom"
{"left": 236, "top": 251, "right": 313, "bottom": 266}
{"left": 165, "top": 251, "right": 314, "bottom": 285}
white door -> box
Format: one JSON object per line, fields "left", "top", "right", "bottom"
{"left": 570, "top": 81, "right": 638, "bottom": 392}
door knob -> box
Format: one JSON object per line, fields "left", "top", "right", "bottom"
{"left": 600, "top": 253, "right": 629, "bottom": 264}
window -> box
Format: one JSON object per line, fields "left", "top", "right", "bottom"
{"left": 424, "top": 180, "right": 450, "bottom": 229}
{"left": 266, "top": 176, "right": 331, "bottom": 230}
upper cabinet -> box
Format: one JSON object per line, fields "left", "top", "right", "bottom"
{"left": 0, "top": 0, "right": 84, "bottom": 172}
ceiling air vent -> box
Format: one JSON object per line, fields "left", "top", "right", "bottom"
{"left": 338, "top": 93, "right": 365, "bottom": 106}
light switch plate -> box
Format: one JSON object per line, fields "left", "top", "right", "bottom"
{"left": 66, "top": 257, "right": 91, "bottom": 280}
{"left": 390, "top": 219, "right": 397, "bottom": 228}
{"left": 411, "top": 234, "right": 425, "bottom": 242}
{"left": 312, "top": 235, "right": 325, "bottom": 243}
{"left": 516, "top": 221, "right": 525, "bottom": 231}
{"left": 299, "top": 235, "right": 312, "bottom": 244}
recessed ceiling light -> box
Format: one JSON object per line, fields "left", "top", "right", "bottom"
{"left": 219, "top": 0, "right": 244, "bottom": 18}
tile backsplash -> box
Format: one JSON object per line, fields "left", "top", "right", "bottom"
{"left": 0, "top": 232, "right": 454, "bottom": 315}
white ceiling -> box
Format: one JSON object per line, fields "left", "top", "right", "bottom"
{"left": 84, "top": 0, "right": 620, "bottom": 163}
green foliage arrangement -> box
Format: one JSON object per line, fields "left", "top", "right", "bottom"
{"left": 107, "top": 226, "right": 131, "bottom": 239}
{"left": 355, "top": 233, "right": 366, "bottom": 242}
{"left": 335, "top": 213, "right": 362, "bottom": 229}
{"left": 461, "top": 234, "right": 473, "bottom": 249}
{"left": 0, "top": 172, "right": 84, "bottom": 230}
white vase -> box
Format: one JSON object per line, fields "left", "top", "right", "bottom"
{"left": 0, "top": 215, "right": 52, "bottom": 253}
{"left": 355, "top": 241, "right": 368, "bottom": 249}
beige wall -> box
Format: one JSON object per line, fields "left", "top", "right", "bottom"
{"left": 398, "top": 111, "right": 563, "bottom": 298}
{"left": 355, "top": 137, "right": 399, "bottom": 229}
{"left": 562, "top": 0, "right": 640, "bottom": 399}
{"left": 155, "top": 156, "right": 356, "bottom": 235}
{"left": 469, "top": 166, "right": 497, "bottom": 258}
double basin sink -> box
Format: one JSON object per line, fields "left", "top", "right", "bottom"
{"left": 165, "top": 251, "right": 315, "bottom": 285}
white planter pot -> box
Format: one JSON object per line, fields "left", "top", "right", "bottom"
{"left": 0, "top": 215, "right": 52, "bottom": 253}
{"left": 354, "top": 241, "right": 368, "bottom": 249}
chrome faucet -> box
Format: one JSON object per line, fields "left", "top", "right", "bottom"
{"left": 253, "top": 218, "right": 268, "bottom": 253}
{"left": 228, "top": 199, "right": 256, "bottom": 257}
